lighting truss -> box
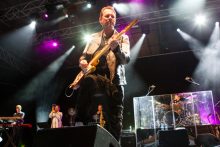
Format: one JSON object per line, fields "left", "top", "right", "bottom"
{"left": 0, "top": 0, "right": 71, "bottom": 26}
{"left": 34, "top": 1, "right": 220, "bottom": 44}
{"left": 0, "top": 46, "right": 28, "bottom": 74}
{"left": 1, "top": 0, "right": 220, "bottom": 43}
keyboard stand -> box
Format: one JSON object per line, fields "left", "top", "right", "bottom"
{"left": 1, "top": 122, "right": 16, "bottom": 147}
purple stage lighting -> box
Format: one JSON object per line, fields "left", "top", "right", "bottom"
{"left": 36, "top": 40, "right": 60, "bottom": 54}
{"left": 44, "top": 14, "right": 48, "bottom": 18}
{"left": 52, "top": 42, "right": 58, "bottom": 47}
{"left": 42, "top": 13, "right": 49, "bottom": 20}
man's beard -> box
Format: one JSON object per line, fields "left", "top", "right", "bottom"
{"left": 102, "top": 21, "right": 115, "bottom": 29}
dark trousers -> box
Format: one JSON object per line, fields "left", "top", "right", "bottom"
{"left": 76, "top": 74, "right": 124, "bottom": 141}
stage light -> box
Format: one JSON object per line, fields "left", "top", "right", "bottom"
{"left": 216, "top": 22, "right": 219, "bottom": 26}
{"left": 38, "top": 40, "right": 60, "bottom": 52}
{"left": 0, "top": 136, "right": 2, "bottom": 142}
{"left": 65, "top": 14, "right": 69, "bottom": 18}
{"left": 195, "top": 14, "right": 207, "bottom": 26}
{"left": 45, "top": 2, "right": 65, "bottom": 14}
{"left": 42, "top": 13, "right": 49, "bottom": 21}
{"left": 52, "top": 42, "right": 58, "bottom": 47}
{"left": 84, "top": 34, "right": 92, "bottom": 42}
{"left": 112, "top": 3, "right": 118, "bottom": 8}
{"left": 56, "top": 4, "right": 64, "bottom": 10}
{"left": 177, "top": 28, "right": 180, "bottom": 32}
{"left": 44, "top": 14, "right": 48, "bottom": 18}
{"left": 87, "top": 3, "right": 92, "bottom": 8}
{"left": 30, "top": 21, "right": 36, "bottom": 29}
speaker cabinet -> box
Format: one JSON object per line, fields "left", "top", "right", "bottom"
{"left": 158, "top": 129, "right": 189, "bottom": 147}
{"left": 121, "top": 131, "right": 136, "bottom": 147}
{"left": 195, "top": 133, "right": 220, "bottom": 147}
{"left": 34, "top": 125, "right": 120, "bottom": 147}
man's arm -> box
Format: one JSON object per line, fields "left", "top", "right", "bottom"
{"left": 111, "top": 34, "right": 130, "bottom": 64}
{"left": 21, "top": 112, "right": 25, "bottom": 119}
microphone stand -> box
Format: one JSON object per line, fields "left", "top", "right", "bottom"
{"left": 146, "top": 86, "right": 156, "bottom": 96}
{"left": 215, "top": 100, "right": 220, "bottom": 107}
{"left": 190, "top": 79, "right": 200, "bottom": 85}
{"left": 185, "top": 77, "right": 200, "bottom": 86}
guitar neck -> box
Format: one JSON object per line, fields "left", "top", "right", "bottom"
{"left": 89, "top": 44, "right": 111, "bottom": 65}
{"left": 89, "top": 19, "right": 138, "bottom": 66}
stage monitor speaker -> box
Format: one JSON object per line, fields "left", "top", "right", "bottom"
{"left": 195, "top": 133, "right": 220, "bottom": 147}
{"left": 121, "top": 131, "right": 136, "bottom": 147}
{"left": 33, "top": 125, "right": 120, "bottom": 147}
{"left": 158, "top": 129, "right": 189, "bottom": 147}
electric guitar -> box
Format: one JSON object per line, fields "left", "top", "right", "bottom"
{"left": 69, "top": 19, "right": 138, "bottom": 90}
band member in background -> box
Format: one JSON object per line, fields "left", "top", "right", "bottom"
{"left": 75, "top": 6, "right": 130, "bottom": 141}
{"left": 13, "top": 105, "right": 25, "bottom": 124}
{"left": 96, "top": 104, "right": 106, "bottom": 127}
{"left": 49, "top": 104, "right": 63, "bottom": 128}
{"left": 6, "top": 105, "right": 25, "bottom": 147}
{"left": 63, "top": 107, "right": 76, "bottom": 126}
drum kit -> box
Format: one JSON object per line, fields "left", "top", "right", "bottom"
{"left": 154, "top": 95, "right": 202, "bottom": 128}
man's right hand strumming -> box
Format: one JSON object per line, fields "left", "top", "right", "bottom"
{"left": 79, "top": 59, "right": 88, "bottom": 69}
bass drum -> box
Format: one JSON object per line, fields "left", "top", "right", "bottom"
{"left": 163, "top": 111, "right": 180, "bottom": 126}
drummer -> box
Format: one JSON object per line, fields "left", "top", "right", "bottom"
{"left": 172, "top": 94, "right": 185, "bottom": 115}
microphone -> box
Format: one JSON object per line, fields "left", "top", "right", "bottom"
{"left": 146, "top": 85, "right": 156, "bottom": 96}
{"left": 185, "top": 76, "right": 200, "bottom": 85}
{"left": 185, "top": 76, "right": 191, "bottom": 81}
{"left": 150, "top": 85, "right": 156, "bottom": 88}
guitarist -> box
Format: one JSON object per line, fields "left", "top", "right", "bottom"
{"left": 76, "top": 6, "right": 130, "bottom": 141}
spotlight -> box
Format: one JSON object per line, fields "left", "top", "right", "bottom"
{"left": 215, "top": 22, "right": 219, "bottom": 26}
{"left": 56, "top": 4, "right": 64, "bottom": 10}
{"left": 45, "top": 2, "right": 65, "bottom": 14}
{"left": 177, "top": 28, "right": 180, "bottom": 32}
{"left": 30, "top": 21, "right": 36, "bottom": 29}
{"left": 112, "top": 3, "right": 118, "bottom": 8}
{"left": 195, "top": 14, "right": 207, "bottom": 26}
{"left": 65, "top": 14, "right": 69, "bottom": 18}
{"left": 86, "top": 3, "right": 92, "bottom": 8}
{"left": 44, "top": 13, "right": 48, "bottom": 18}
{"left": 47, "top": 40, "right": 59, "bottom": 48}
{"left": 52, "top": 42, "right": 58, "bottom": 47}
{"left": 83, "top": 34, "right": 92, "bottom": 42}
{"left": 0, "top": 136, "right": 2, "bottom": 142}
{"left": 42, "top": 13, "right": 49, "bottom": 20}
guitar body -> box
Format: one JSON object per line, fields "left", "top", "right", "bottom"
{"left": 69, "top": 65, "right": 96, "bottom": 89}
